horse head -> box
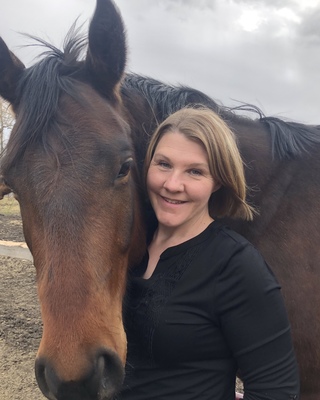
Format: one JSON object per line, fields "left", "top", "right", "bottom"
{"left": 0, "top": 1, "right": 145, "bottom": 399}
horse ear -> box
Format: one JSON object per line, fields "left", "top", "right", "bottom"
{"left": 85, "top": 0, "right": 126, "bottom": 102}
{"left": 0, "top": 176, "right": 12, "bottom": 200}
{"left": 0, "top": 37, "right": 25, "bottom": 105}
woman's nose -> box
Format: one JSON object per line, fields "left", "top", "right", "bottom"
{"left": 163, "top": 172, "right": 184, "bottom": 192}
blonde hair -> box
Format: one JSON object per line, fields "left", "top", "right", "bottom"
{"left": 144, "top": 106, "right": 255, "bottom": 220}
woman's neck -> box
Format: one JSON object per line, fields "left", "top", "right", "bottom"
{"left": 153, "top": 215, "right": 214, "bottom": 249}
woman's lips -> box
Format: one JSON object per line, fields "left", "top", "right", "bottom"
{"left": 161, "top": 196, "right": 186, "bottom": 205}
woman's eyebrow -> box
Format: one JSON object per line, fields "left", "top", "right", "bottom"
{"left": 187, "top": 162, "right": 210, "bottom": 169}
{"left": 153, "top": 153, "right": 170, "bottom": 159}
{"left": 153, "top": 154, "right": 209, "bottom": 169}
{"left": 153, "top": 149, "right": 210, "bottom": 165}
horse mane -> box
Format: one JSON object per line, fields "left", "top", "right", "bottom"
{"left": 123, "top": 74, "right": 320, "bottom": 160}
{"left": 123, "top": 73, "right": 224, "bottom": 119}
{"left": 261, "top": 117, "right": 320, "bottom": 159}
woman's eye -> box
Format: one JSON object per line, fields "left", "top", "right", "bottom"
{"left": 189, "top": 169, "right": 202, "bottom": 176}
{"left": 158, "top": 161, "right": 171, "bottom": 169}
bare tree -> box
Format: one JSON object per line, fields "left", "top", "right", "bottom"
{"left": 0, "top": 97, "right": 15, "bottom": 152}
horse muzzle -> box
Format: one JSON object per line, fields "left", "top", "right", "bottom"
{"left": 35, "top": 349, "right": 125, "bottom": 400}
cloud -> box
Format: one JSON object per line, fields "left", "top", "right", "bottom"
{"left": 298, "top": 8, "right": 320, "bottom": 44}
{"left": 1, "top": 0, "right": 319, "bottom": 124}
{"left": 229, "top": 0, "right": 292, "bottom": 8}
{"left": 159, "top": 0, "right": 219, "bottom": 11}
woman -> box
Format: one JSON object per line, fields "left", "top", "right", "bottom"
{"left": 120, "top": 107, "right": 300, "bottom": 400}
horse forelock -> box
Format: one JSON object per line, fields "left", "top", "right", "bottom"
{"left": 1, "top": 28, "right": 88, "bottom": 174}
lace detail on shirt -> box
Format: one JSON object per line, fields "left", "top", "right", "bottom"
{"left": 125, "top": 243, "right": 204, "bottom": 365}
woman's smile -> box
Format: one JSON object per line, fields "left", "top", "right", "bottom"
{"left": 161, "top": 196, "right": 187, "bottom": 205}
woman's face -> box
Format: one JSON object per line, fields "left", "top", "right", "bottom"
{"left": 147, "top": 131, "right": 220, "bottom": 232}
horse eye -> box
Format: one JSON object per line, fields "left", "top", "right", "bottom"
{"left": 117, "top": 158, "right": 133, "bottom": 179}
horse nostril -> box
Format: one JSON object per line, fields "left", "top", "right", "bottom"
{"left": 35, "top": 351, "right": 124, "bottom": 400}
{"left": 95, "top": 351, "right": 125, "bottom": 398}
{"left": 35, "top": 358, "right": 57, "bottom": 400}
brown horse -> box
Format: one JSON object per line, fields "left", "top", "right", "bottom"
{"left": 0, "top": 0, "right": 319, "bottom": 399}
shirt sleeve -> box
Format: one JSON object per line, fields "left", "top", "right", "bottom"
{"left": 214, "top": 242, "right": 300, "bottom": 400}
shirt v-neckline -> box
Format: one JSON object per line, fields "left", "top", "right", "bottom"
{"left": 133, "top": 221, "right": 220, "bottom": 280}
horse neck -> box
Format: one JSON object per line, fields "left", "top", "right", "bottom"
{"left": 227, "top": 116, "right": 300, "bottom": 241}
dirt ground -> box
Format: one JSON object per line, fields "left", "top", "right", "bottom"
{"left": 0, "top": 214, "right": 44, "bottom": 400}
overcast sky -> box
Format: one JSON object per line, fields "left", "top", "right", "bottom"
{"left": 1, "top": 0, "right": 320, "bottom": 125}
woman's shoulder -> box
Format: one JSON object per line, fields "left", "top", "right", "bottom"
{"left": 208, "top": 221, "right": 255, "bottom": 255}
{"left": 212, "top": 223, "right": 279, "bottom": 286}
{"left": 208, "top": 222, "right": 276, "bottom": 275}
{"left": 216, "top": 223, "right": 249, "bottom": 243}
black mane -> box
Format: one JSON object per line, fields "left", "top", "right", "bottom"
{"left": 123, "top": 73, "right": 320, "bottom": 160}
{"left": 260, "top": 116, "right": 320, "bottom": 159}
{"left": 123, "top": 73, "right": 224, "bottom": 120}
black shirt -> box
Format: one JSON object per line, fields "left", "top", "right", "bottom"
{"left": 120, "top": 222, "right": 299, "bottom": 400}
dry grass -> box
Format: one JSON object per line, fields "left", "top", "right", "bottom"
{"left": 0, "top": 195, "right": 20, "bottom": 216}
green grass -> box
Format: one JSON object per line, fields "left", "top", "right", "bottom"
{"left": 0, "top": 195, "right": 20, "bottom": 216}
